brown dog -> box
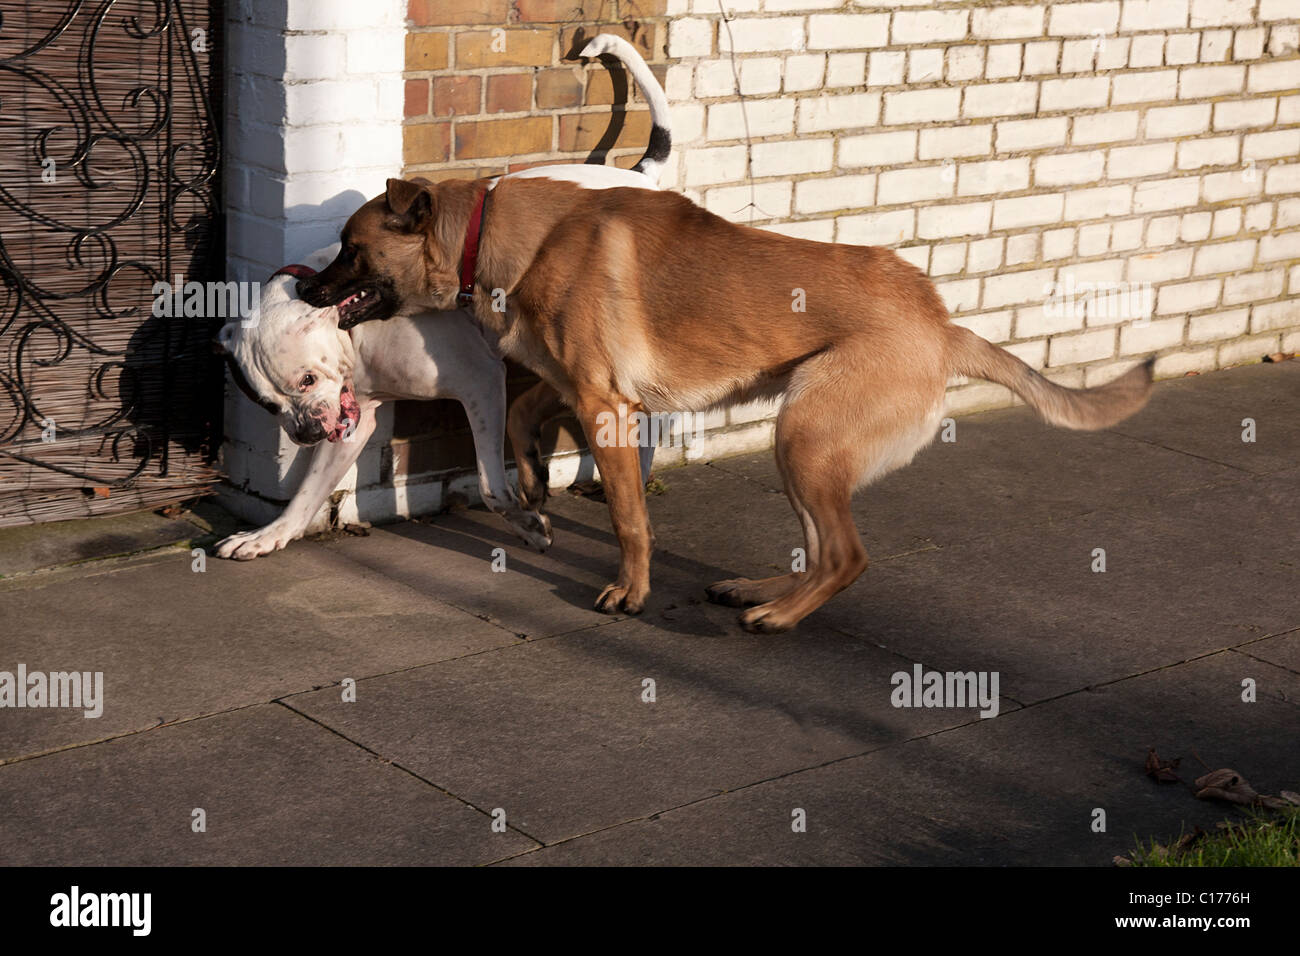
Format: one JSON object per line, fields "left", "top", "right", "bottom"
{"left": 305, "top": 175, "right": 1154, "bottom": 632}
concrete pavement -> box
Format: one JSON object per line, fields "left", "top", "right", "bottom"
{"left": 1, "top": 361, "right": 1296, "bottom": 865}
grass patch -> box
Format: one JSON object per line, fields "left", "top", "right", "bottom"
{"left": 1128, "top": 808, "right": 1300, "bottom": 867}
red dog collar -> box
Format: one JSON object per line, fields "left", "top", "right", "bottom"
{"left": 458, "top": 182, "right": 491, "bottom": 307}
{"left": 270, "top": 263, "right": 318, "bottom": 281}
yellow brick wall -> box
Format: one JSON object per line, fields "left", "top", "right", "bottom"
{"left": 397, "top": 2, "right": 675, "bottom": 477}
{"left": 403, "top": 1, "right": 670, "bottom": 179}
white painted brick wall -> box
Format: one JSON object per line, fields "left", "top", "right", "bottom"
{"left": 685, "top": 145, "right": 749, "bottom": 186}
{"left": 796, "top": 174, "right": 877, "bottom": 213}
{"left": 708, "top": 99, "right": 797, "bottom": 139}
{"left": 964, "top": 81, "right": 1039, "bottom": 118}
{"left": 918, "top": 202, "right": 994, "bottom": 240}
{"left": 883, "top": 88, "right": 961, "bottom": 124}
{"left": 891, "top": 10, "right": 970, "bottom": 44}
{"left": 808, "top": 14, "right": 889, "bottom": 50}
{"left": 960, "top": 158, "right": 1030, "bottom": 196}
{"left": 797, "top": 92, "right": 882, "bottom": 132}
{"left": 999, "top": 117, "right": 1069, "bottom": 151}
{"left": 840, "top": 129, "right": 916, "bottom": 167}
{"left": 921, "top": 125, "right": 993, "bottom": 159}
{"left": 972, "top": 6, "right": 1046, "bottom": 39}
{"left": 222, "top": 0, "right": 406, "bottom": 527}
{"left": 721, "top": 17, "right": 805, "bottom": 53}
{"left": 655, "top": 0, "right": 1300, "bottom": 435}
{"left": 752, "top": 138, "right": 835, "bottom": 176}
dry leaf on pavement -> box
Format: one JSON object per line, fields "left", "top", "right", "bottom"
{"left": 1194, "top": 769, "right": 1259, "bottom": 805}
{"left": 1145, "top": 748, "right": 1181, "bottom": 783}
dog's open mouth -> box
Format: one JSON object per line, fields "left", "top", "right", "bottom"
{"left": 323, "top": 276, "right": 400, "bottom": 330}
{"left": 328, "top": 382, "right": 361, "bottom": 442}
{"left": 336, "top": 288, "right": 373, "bottom": 323}
{"left": 333, "top": 282, "right": 390, "bottom": 329}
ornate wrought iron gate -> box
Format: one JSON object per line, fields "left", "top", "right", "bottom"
{"left": 0, "top": 0, "right": 223, "bottom": 526}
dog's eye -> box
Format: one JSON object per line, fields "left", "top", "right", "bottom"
{"left": 300, "top": 374, "right": 316, "bottom": 390}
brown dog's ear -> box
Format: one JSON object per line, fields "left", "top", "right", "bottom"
{"left": 385, "top": 177, "right": 432, "bottom": 232}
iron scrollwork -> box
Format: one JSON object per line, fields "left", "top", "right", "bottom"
{"left": 0, "top": 0, "right": 223, "bottom": 523}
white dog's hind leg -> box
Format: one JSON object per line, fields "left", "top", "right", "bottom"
{"left": 214, "top": 404, "right": 378, "bottom": 560}
{"left": 458, "top": 380, "right": 553, "bottom": 553}
{"left": 638, "top": 441, "right": 655, "bottom": 486}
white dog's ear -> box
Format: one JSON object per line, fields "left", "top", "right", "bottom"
{"left": 385, "top": 177, "right": 432, "bottom": 232}
{"left": 213, "top": 322, "right": 237, "bottom": 355}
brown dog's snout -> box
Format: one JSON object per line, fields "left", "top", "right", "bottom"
{"left": 296, "top": 252, "right": 358, "bottom": 308}
{"left": 296, "top": 274, "right": 329, "bottom": 306}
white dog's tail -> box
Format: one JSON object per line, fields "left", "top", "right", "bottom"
{"left": 580, "top": 33, "right": 672, "bottom": 183}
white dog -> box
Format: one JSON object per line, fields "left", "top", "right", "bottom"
{"left": 213, "top": 35, "right": 670, "bottom": 560}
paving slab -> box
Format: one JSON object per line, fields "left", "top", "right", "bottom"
{"left": 0, "top": 544, "right": 515, "bottom": 762}
{"left": 812, "top": 498, "right": 1300, "bottom": 704}
{"left": 640, "top": 462, "right": 806, "bottom": 585}
{"left": 331, "top": 507, "right": 635, "bottom": 639}
{"left": 501, "top": 650, "right": 1300, "bottom": 865}
{"left": 1109, "top": 361, "right": 1300, "bottom": 475}
{"left": 334, "top": 479, "right": 791, "bottom": 638}
{"left": 290, "top": 599, "right": 1009, "bottom": 845}
{"left": 1237, "top": 630, "right": 1300, "bottom": 676}
{"left": 0, "top": 704, "right": 534, "bottom": 865}
{"left": 0, "top": 509, "right": 203, "bottom": 578}
{"left": 1107, "top": 465, "right": 1300, "bottom": 572}
{"left": 710, "top": 412, "right": 1247, "bottom": 559}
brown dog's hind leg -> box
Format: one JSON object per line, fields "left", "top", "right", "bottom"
{"left": 735, "top": 352, "right": 943, "bottom": 633}
{"left": 739, "top": 454, "right": 864, "bottom": 633}
{"left": 575, "top": 394, "right": 654, "bottom": 615}
{"left": 507, "top": 381, "right": 569, "bottom": 511}
{"left": 706, "top": 488, "right": 820, "bottom": 607}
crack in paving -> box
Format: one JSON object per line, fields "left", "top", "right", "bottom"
{"left": 275, "top": 700, "right": 546, "bottom": 850}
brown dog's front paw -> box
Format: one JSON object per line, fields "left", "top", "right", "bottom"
{"left": 594, "top": 582, "right": 647, "bottom": 615}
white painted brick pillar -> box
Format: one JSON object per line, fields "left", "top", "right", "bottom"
{"left": 220, "top": 0, "right": 406, "bottom": 528}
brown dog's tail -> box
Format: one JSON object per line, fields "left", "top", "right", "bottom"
{"left": 946, "top": 325, "right": 1154, "bottom": 430}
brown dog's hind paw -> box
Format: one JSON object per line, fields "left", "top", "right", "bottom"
{"left": 706, "top": 578, "right": 763, "bottom": 608}
{"left": 739, "top": 602, "right": 796, "bottom": 634}
{"left": 594, "top": 582, "right": 646, "bottom": 615}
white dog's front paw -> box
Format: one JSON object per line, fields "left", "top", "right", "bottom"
{"left": 507, "top": 510, "right": 553, "bottom": 553}
{"left": 213, "top": 524, "right": 300, "bottom": 561}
